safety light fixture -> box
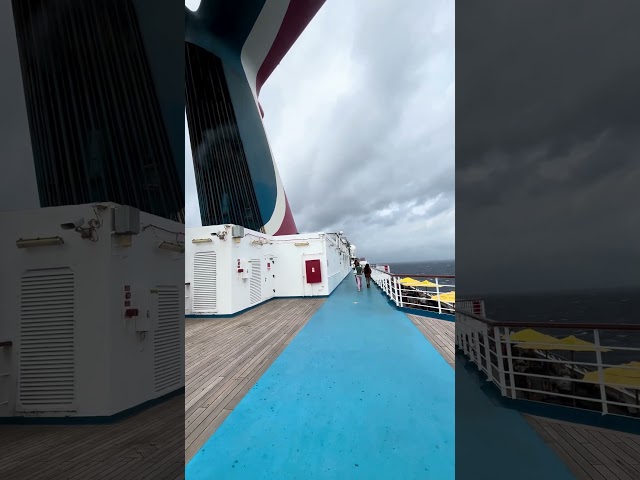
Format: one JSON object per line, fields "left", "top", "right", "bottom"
{"left": 294, "top": 241, "right": 310, "bottom": 246}
{"left": 191, "top": 238, "right": 212, "bottom": 244}
{"left": 16, "top": 236, "right": 65, "bottom": 248}
{"left": 158, "top": 241, "right": 184, "bottom": 253}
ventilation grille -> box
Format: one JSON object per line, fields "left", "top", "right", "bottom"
{"left": 250, "top": 260, "right": 261, "bottom": 305}
{"left": 154, "top": 286, "right": 182, "bottom": 393}
{"left": 19, "top": 268, "right": 75, "bottom": 409}
{"left": 12, "top": 0, "right": 183, "bottom": 222}
{"left": 193, "top": 251, "right": 216, "bottom": 312}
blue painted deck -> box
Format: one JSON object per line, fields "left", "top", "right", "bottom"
{"left": 457, "top": 359, "right": 576, "bottom": 479}
{"left": 187, "top": 277, "right": 455, "bottom": 479}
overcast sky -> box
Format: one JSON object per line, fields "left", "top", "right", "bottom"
{"left": 185, "top": 0, "right": 455, "bottom": 263}
{"left": 457, "top": 0, "right": 640, "bottom": 294}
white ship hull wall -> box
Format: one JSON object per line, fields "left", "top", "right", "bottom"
{"left": 0, "top": 203, "right": 184, "bottom": 418}
{"left": 185, "top": 225, "right": 352, "bottom": 316}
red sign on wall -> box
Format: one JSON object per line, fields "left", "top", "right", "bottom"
{"left": 305, "top": 259, "right": 322, "bottom": 284}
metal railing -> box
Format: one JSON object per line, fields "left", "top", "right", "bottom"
{"left": 370, "top": 268, "right": 455, "bottom": 316}
{"left": 456, "top": 306, "right": 640, "bottom": 418}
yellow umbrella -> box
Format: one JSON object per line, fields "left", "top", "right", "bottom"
{"left": 432, "top": 291, "right": 455, "bottom": 303}
{"left": 400, "top": 277, "right": 427, "bottom": 287}
{"left": 421, "top": 279, "right": 439, "bottom": 287}
{"left": 509, "top": 329, "right": 582, "bottom": 405}
{"left": 583, "top": 362, "right": 640, "bottom": 405}
{"left": 509, "top": 329, "right": 560, "bottom": 346}
{"left": 555, "top": 335, "right": 611, "bottom": 352}
{"left": 582, "top": 362, "right": 640, "bottom": 387}
{"left": 501, "top": 329, "right": 556, "bottom": 347}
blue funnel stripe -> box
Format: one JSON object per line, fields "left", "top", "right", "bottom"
{"left": 223, "top": 62, "right": 278, "bottom": 223}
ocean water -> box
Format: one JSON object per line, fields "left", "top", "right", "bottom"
{"left": 385, "top": 260, "right": 455, "bottom": 287}
{"left": 385, "top": 260, "right": 455, "bottom": 276}
{"left": 481, "top": 288, "right": 640, "bottom": 326}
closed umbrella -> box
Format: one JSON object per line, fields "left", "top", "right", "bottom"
{"left": 583, "top": 362, "right": 640, "bottom": 386}
{"left": 432, "top": 291, "right": 456, "bottom": 303}
{"left": 583, "top": 362, "right": 640, "bottom": 405}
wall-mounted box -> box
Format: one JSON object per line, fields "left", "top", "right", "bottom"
{"left": 114, "top": 206, "right": 140, "bottom": 234}
{"left": 231, "top": 225, "right": 245, "bottom": 238}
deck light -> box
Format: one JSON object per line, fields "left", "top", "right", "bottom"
{"left": 16, "top": 236, "right": 65, "bottom": 248}
{"left": 158, "top": 241, "right": 184, "bottom": 253}
{"left": 191, "top": 238, "right": 212, "bottom": 243}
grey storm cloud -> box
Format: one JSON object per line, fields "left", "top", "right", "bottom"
{"left": 456, "top": 0, "right": 640, "bottom": 294}
{"left": 252, "top": 0, "right": 454, "bottom": 262}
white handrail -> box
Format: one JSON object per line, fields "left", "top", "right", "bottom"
{"left": 371, "top": 269, "right": 455, "bottom": 316}
{"left": 456, "top": 309, "right": 640, "bottom": 419}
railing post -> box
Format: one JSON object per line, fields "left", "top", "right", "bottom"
{"left": 394, "top": 277, "right": 403, "bottom": 307}
{"left": 473, "top": 330, "right": 481, "bottom": 370}
{"left": 494, "top": 326, "right": 507, "bottom": 396}
{"left": 462, "top": 319, "right": 468, "bottom": 354}
{"left": 594, "top": 329, "right": 608, "bottom": 415}
{"left": 435, "top": 277, "right": 442, "bottom": 314}
{"left": 483, "top": 323, "right": 493, "bottom": 383}
{"left": 504, "top": 327, "right": 517, "bottom": 399}
{"left": 459, "top": 317, "right": 466, "bottom": 353}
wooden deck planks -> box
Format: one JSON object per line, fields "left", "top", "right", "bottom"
{"left": 525, "top": 414, "right": 640, "bottom": 480}
{"left": 406, "top": 314, "right": 455, "bottom": 368}
{"left": 0, "top": 393, "right": 184, "bottom": 480}
{"left": 185, "top": 297, "right": 325, "bottom": 462}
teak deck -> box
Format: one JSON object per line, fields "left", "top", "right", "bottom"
{"left": 525, "top": 414, "right": 640, "bottom": 480}
{"left": 0, "top": 393, "right": 184, "bottom": 480}
{"left": 185, "top": 298, "right": 325, "bottom": 461}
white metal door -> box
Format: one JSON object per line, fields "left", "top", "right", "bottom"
{"left": 264, "top": 256, "right": 275, "bottom": 299}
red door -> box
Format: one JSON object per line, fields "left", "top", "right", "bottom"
{"left": 305, "top": 259, "right": 322, "bottom": 283}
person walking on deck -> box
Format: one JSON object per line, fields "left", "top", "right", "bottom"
{"left": 353, "top": 260, "right": 363, "bottom": 291}
{"left": 363, "top": 263, "right": 372, "bottom": 288}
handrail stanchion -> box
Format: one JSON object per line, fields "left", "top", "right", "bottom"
{"left": 594, "top": 329, "right": 608, "bottom": 415}
{"left": 494, "top": 326, "right": 507, "bottom": 396}
{"left": 395, "top": 277, "right": 402, "bottom": 307}
{"left": 483, "top": 323, "right": 493, "bottom": 383}
{"left": 473, "top": 329, "right": 481, "bottom": 371}
{"left": 504, "top": 327, "right": 517, "bottom": 399}
{"left": 435, "top": 277, "right": 442, "bottom": 314}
